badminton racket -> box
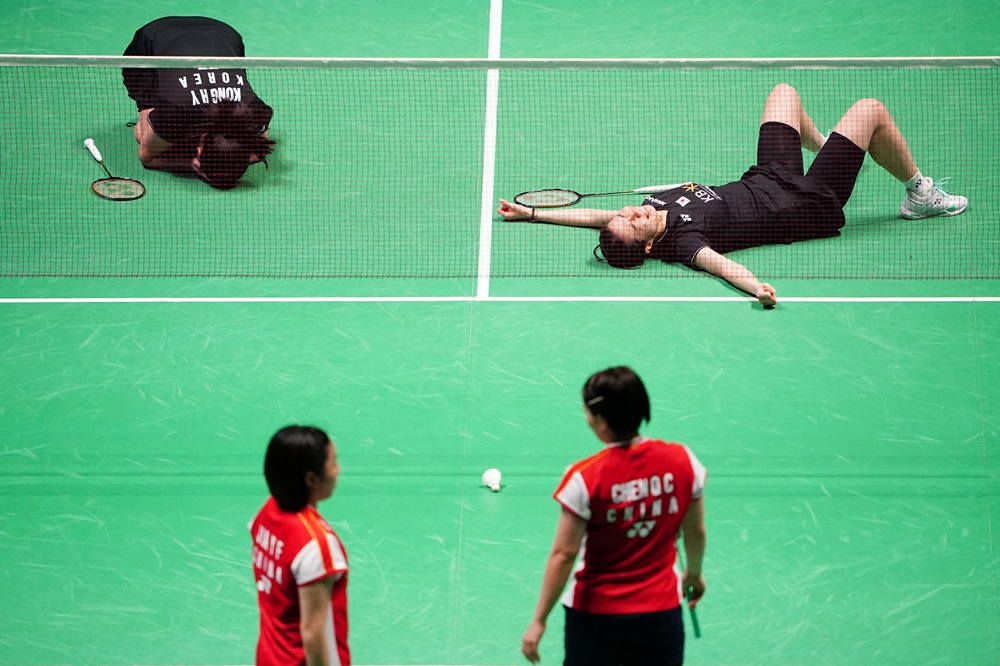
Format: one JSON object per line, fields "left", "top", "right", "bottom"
{"left": 676, "top": 534, "right": 702, "bottom": 638}
{"left": 84, "top": 138, "right": 146, "bottom": 201}
{"left": 514, "top": 183, "right": 685, "bottom": 209}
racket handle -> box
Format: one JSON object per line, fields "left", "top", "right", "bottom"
{"left": 84, "top": 138, "right": 103, "bottom": 163}
{"left": 633, "top": 184, "right": 686, "bottom": 194}
{"left": 684, "top": 588, "right": 702, "bottom": 638}
{"left": 689, "top": 604, "right": 702, "bottom": 638}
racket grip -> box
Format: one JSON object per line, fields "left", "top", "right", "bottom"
{"left": 683, "top": 587, "right": 702, "bottom": 638}
{"left": 84, "top": 138, "right": 103, "bottom": 163}
{"left": 689, "top": 604, "right": 701, "bottom": 638}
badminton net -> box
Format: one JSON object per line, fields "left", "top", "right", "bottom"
{"left": 0, "top": 55, "right": 996, "bottom": 279}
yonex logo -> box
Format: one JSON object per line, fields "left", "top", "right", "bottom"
{"left": 626, "top": 520, "right": 657, "bottom": 538}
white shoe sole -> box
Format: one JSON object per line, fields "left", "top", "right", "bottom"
{"left": 899, "top": 202, "right": 968, "bottom": 220}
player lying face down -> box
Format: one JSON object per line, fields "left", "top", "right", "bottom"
{"left": 123, "top": 16, "right": 276, "bottom": 190}
{"left": 133, "top": 102, "right": 275, "bottom": 190}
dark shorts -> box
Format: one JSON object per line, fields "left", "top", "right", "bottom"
{"left": 757, "top": 121, "right": 866, "bottom": 207}
{"left": 563, "top": 606, "right": 685, "bottom": 666}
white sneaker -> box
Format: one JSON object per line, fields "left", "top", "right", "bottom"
{"left": 899, "top": 177, "right": 968, "bottom": 219}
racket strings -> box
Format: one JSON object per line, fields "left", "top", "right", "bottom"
{"left": 92, "top": 177, "right": 146, "bottom": 201}
{"left": 514, "top": 189, "right": 580, "bottom": 208}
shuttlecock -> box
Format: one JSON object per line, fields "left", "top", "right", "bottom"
{"left": 482, "top": 468, "right": 502, "bottom": 492}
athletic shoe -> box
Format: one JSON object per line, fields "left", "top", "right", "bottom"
{"left": 899, "top": 177, "right": 968, "bottom": 219}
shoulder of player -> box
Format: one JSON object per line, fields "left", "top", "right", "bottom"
{"left": 565, "top": 442, "right": 657, "bottom": 479}
{"left": 641, "top": 438, "right": 685, "bottom": 448}
{"left": 564, "top": 445, "right": 622, "bottom": 475}
{"left": 260, "top": 503, "right": 336, "bottom": 538}
{"left": 638, "top": 439, "right": 700, "bottom": 461}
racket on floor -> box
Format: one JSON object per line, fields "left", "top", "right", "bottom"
{"left": 84, "top": 138, "right": 146, "bottom": 201}
{"left": 514, "top": 183, "right": 685, "bottom": 208}
{"left": 676, "top": 535, "right": 702, "bottom": 638}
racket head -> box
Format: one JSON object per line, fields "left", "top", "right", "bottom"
{"left": 514, "top": 188, "right": 582, "bottom": 208}
{"left": 91, "top": 177, "right": 146, "bottom": 201}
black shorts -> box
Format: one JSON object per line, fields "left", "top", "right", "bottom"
{"left": 563, "top": 606, "right": 685, "bottom": 666}
{"left": 757, "top": 121, "right": 866, "bottom": 207}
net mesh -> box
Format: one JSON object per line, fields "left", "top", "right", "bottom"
{"left": 0, "top": 56, "right": 996, "bottom": 279}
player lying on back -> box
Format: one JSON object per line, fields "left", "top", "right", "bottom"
{"left": 498, "top": 84, "right": 968, "bottom": 307}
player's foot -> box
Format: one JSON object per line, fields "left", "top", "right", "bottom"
{"left": 899, "top": 177, "right": 967, "bottom": 219}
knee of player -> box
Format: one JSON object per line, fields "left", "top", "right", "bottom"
{"left": 849, "top": 98, "right": 889, "bottom": 120}
{"left": 771, "top": 82, "right": 799, "bottom": 96}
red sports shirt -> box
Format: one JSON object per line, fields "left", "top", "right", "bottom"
{"left": 250, "top": 497, "right": 349, "bottom": 665}
{"left": 554, "top": 438, "right": 707, "bottom": 614}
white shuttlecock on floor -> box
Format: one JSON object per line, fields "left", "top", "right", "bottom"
{"left": 482, "top": 468, "right": 502, "bottom": 492}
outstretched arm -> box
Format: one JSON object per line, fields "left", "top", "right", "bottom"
{"left": 497, "top": 199, "right": 615, "bottom": 229}
{"left": 693, "top": 246, "right": 777, "bottom": 307}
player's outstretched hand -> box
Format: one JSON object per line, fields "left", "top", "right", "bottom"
{"left": 498, "top": 199, "right": 533, "bottom": 221}
{"left": 756, "top": 283, "right": 777, "bottom": 308}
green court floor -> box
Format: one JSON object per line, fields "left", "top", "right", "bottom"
{"left": 1, "top": 1, "right": 998, "bottom": 665}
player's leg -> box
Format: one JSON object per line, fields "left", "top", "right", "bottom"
{"left": 754, "top": 85, "right": 822, "bottom": 177}
{"left": 829, "top": 99, "right": 966, "bottom": 218}
{"left": 830, "top": 98, "right": 915, "bottom": 181}
{"left": 760, "top": 83, "right": 825, "bottom": 153}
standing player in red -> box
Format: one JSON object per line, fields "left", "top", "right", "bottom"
{"left": 521, "top": 367, "right": 708, "bottom": 666}
{"left": 250, "top": 426, "right": 350, "bottom": 666}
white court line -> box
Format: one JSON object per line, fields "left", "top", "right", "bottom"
{"left": 2, "top": 296, "right": 998, "bottom": 305}
{"left": 475, "top": 0, "right": 504, "bottom": 299}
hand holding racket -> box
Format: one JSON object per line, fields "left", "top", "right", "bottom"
{"left": 514, "top": 183, "right": 686, "bottom": 209}
{"left": 676, "top": 535, "right": 705, "bottom": 638}
{"left": 84, "top": 138, "right": 146, "bottom": 201}
{"left": 682, "top": 573, "right": 705, "bottom": 638}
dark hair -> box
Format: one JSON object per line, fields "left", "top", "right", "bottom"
{"left": 597, "top": 226, "right": 647, "bottom": 269}
{"left": 264, "top": 425, "right": 331, "bottom": 511}
{"left": 582, "top": 366, "right": 651, "bottom": 439}
{"left": 193, "top": 102, "right": 276, "bottom": 190}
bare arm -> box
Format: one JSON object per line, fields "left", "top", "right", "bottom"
{"left": 521, "top": 508, "right": 588, "bottom": 664}
{"left": 692, "top": 246, "right": 777, "bottom": 307}
{"left": 141, "top": 150, "right": 198, "bottom": 172}
{"left": 298, "top": 576, "right": 335, "bottom": 666}
{"left": 680, "top": 497, "right": 707, "bottom": 606}
{"left": 497, "top": 199, "right": 615, "bottom": 229}
{"left": 134, "top": 109, "right": 173, "bottom": 166}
